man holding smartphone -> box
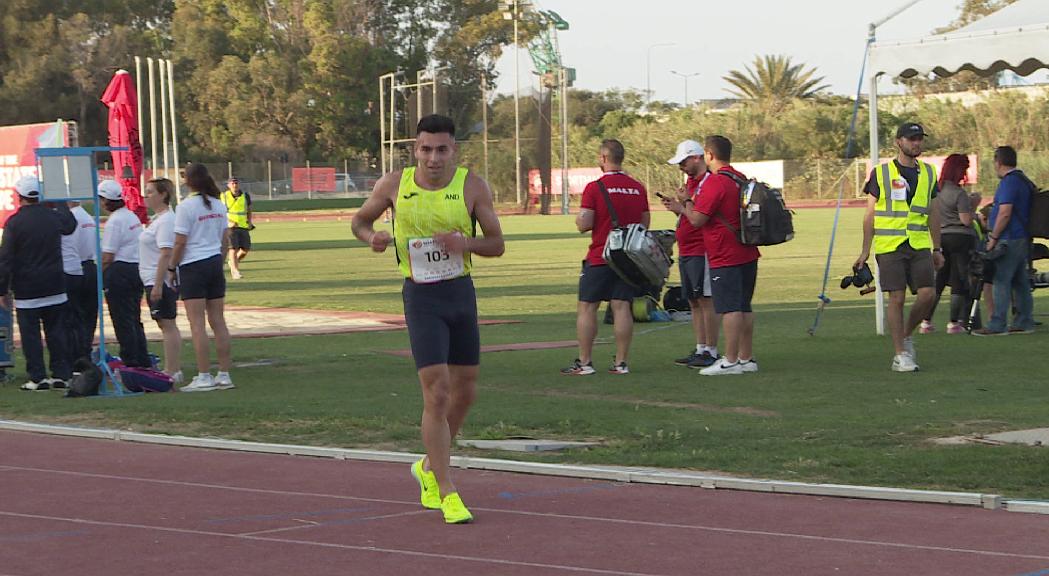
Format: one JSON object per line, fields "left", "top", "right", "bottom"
{"left": 660, "top": 140, "right": 719, "bottom": 368}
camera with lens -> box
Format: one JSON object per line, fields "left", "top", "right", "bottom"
{"left": 840, "top": 263, "right": 876, "bottom": 295}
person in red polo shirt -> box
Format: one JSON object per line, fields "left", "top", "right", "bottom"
{"left": 687, "top": 135, "right": 760, "bottom": 376}
{"left": 561, "top": 139, "right": 649, "bottom": 376}
{"left": 661, "top": 140, "right": 719, "bottom": 368}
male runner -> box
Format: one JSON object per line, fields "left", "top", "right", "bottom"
{"left": 351, "top": 114, "right": 505, "bottom": 524}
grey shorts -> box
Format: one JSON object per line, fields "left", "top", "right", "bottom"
{"left": 679, "top": 256, "right": 712, "bottom": 300}
{"left": 875, "top": 242, "right": 934, "bottom": 293}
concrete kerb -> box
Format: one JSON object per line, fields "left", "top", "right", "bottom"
{"left": 3, "top": 419, "right": 1047, "bottom": 515}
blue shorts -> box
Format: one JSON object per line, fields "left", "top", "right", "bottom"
{"left": 710, "top": 260, "right": 758, "bottom": 314}
{"left": 402, "top": 276, "right": 480, "bottom": 369}
{"left": 577, "top": 261, "right": 640, "bottom": 303}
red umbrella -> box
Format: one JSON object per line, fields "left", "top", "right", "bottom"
{"left": 100, "top": 70, "right": 147, "bottom": 223}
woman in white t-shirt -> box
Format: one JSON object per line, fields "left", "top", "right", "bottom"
{"left": 98, "top": 180, "right": 151, "bottom": 368}
{"left": 169, "top": 163, "right": 233, "bottom": 392}
{"left": 140, "top": 178, "right": 182, "bottom": 382}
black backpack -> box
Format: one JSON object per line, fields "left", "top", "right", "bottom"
{"left": 1019, "top": 172, "right": 1049, "bottom": 239}
{"left": 716, "top": 169, "right": 795, "bottom": 246}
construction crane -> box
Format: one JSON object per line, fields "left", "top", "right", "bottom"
{"left": 525, "top": 10, "right": 573, "bottom": 214}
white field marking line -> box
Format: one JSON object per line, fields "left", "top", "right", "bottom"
{"left": 0, "top": 511, "right": 662, "bottom": 576}
{"left": 3, "top": 464, "right": 1048, "bottom": 562}
{"left": 237, "top": 510, "right": 431, "bottom": 537}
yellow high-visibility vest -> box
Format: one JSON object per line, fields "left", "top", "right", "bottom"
{"left": 873, "top": 161, "right": 936, "bottom": 254}
{"left": 222, "top": 190, "right": 249, "bottom": 229}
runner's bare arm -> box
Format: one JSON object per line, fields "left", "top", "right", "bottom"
{"left": 437, "top": 173, "right": 505, "bottom": 257}
{"left": 351, "top": 172, "right": 398, "bottom": 252}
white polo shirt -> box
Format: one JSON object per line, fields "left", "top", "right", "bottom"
{"left": 139, "top": 210, "right": 175, "bottom": 286}
{"left": 174, "top": 194, "right": 227, "bottom": 265}
{"left": 101, "top": 207, "right": 142, "bottom": 263}
{"left": 72, "top": 205, "right": 97, "bottom": 262}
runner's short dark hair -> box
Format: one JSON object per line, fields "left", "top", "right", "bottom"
{"left": 417, "top": 114, "right": 455, "bottom": 137}
{"left": 600, "top": 139, "right": 625, "bottom": 164}
{"left": 704, "top": 135, "right": 733, "bottom": 162}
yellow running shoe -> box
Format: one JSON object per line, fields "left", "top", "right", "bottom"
{"left": 410, "top": 458, "right": 441, "bottom": 510}
{"left": 441, "top": 492, "right": 473, "bottom": 524}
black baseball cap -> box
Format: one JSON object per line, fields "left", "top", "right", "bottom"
{"left": 896, "top": 122, "right": 928, "bottom": 139}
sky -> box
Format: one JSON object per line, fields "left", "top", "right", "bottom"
{"left": 492, "top": 0, "right": 1048, "bottom": 103}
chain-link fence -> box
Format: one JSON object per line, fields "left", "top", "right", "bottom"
{"left": 197, "top": 159, "right": 381, "bottom": 201}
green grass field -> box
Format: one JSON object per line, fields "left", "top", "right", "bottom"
{"left": 3, "top": 208, "right": 1048, "bottom": 497}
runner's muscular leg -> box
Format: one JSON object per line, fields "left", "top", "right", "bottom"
{"left": 418, "top": 363, "right": 456, "bottom": 497}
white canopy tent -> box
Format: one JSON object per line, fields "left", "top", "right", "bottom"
{"left": 864, "top": 0, "right": 1049, "bottom": 333}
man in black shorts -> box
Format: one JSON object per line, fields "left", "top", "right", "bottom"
{"left": 351, "top": 115, "right": 505, "bottom": 524}
{"left": 222, "top": 178, "right": 252, "bottom": 280}
{"left": 561, "top": 140, "right": 650, "bottom": 376}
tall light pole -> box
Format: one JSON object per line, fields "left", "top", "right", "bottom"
{"left": 645, "top": 42, "right": 675, "bottom": 105}
{"left": 670, "top": 70, "right": 701, "bottom": 107}
{"left": 502, "top": 0, "right": 528, "bottom": 205}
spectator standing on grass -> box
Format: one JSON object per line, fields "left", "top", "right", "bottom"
{"left": 0, "top": 175, "right": 76, "bottom": 390}
{"left": 686, "top": 135, "right": 761, "bottom": 376}
{"left": 71, "top": 201, "right": 98, "bottom": 360}
{"left": 140, "top": 178, "right": 182, "bottom": 383}
{"left": 855, "top": 122, "right": 943, "bottom": 372}
{"left": 660, "top": 139, "right": 718, "bottom": 368}
{"left": 170, "top": 163, "right": 234, "bottom": 392}
{"left": 974, "top": 146, "right": 1034, "bottom": 336}
{"left": 351, "top": 114, "right": 506, "bottom": 525}
{"left": 561, "top": 139, "right": 649, "bottom": 376}
{"left": 99, "top": 179, "right": 151, "bottom": 369}
{"left": 921, "top": 154, "right": 976, "bottom": 335}
{"left": 221, "top": 177, "right": 252, "bottom": 280}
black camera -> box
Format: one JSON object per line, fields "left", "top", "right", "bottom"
{"left": 841, "top": 263, "right": 876, "bottom": 295}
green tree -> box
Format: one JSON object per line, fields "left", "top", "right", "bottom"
{"left": 723, "top": 54, "right": 829, "bottom": 110}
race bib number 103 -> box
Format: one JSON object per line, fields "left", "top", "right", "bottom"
{"left": 408, "top": 236, "right": 464, "bottom": 283}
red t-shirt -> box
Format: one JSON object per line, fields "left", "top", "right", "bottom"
{"left": 580, "top": 172, "right": 650, "bottom": 265}
{"left": 676, "top": 172, "right": 708, "bottom": 257}
{"left": 694, "top": 165, "right": 760, "bottom": 268}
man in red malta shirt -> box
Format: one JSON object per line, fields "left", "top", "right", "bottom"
{"left": 561, "top": 139, "right": 650, "bottom": 376}
{"left": 661, "top": 140, "right": 719, "bottom": 369}
{"left": 687, "top": 135, "right": 760, "bottom": 376}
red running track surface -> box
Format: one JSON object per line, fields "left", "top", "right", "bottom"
{"left": 1, "top": 430, "right": 1047, "bottom": 576}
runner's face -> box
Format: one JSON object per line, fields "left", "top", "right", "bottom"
{"left": 415, "top": 132, "right": 456, "bottom": 178}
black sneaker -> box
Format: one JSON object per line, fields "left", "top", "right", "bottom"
{"left": 674, "top": 351, "right": 699, "bottom": 365}
{"left": 687, "top": 351, "right": 717, "bottom": 369}
{"left": 608, "top": 362, "right": 629, "bottom": 375}
{"left": 560, "top": 359, "right": 596, "bottom": 376}
{"left": 48, "top": 378, "right": 68, "bottom": 390}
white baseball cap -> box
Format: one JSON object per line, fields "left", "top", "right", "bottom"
{"left": 667, "top": 140, "right": 705, "bottom": 165}
{"left": 14, "top": 175, "right": 40, "bottom": 199}
{"left": 97, "top": 180, "right": 124, "bottom": 201}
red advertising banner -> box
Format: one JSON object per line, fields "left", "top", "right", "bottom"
{"left": 0, "top": 122, "right": 71, "bottom": 227}
{"left": 528, "top": 168, "right": 604, "bottom": 197}
{"left": 292, "top": 167, "right": 336, "bottom": 193}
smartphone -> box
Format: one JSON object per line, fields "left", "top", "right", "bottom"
{"left": 655, "top": 192, "right": 671, "bottom": 201}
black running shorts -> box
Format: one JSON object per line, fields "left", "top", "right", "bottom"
{"left": 402, "top": 275, "right": 480, "bottom": 369}
{"left": 145, "top": 283, "right": 179, "bottom": 320}
{"left": 577, "top": 261, "right": 639, "bottom": 303}
{"left": 230, "top": 228, "right": 252, "bottom": 251}
{"left": 178, "top": 254, "right": 226, "bottom": 301}
{"left": 709, "top": 260, "right": 758, "bottom": 314}
{"left": 679, "top": 255, "right": 711, "bottom": 300}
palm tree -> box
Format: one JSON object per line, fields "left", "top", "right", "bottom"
{"left": 723, "top": 55, "right": 829, "bottom": 107}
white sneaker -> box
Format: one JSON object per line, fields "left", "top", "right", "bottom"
{"left": 214, "top": 371, "right": 235, "bottom": 390}
{"left": 891, "top": 353, "right": 919, "bottom": 372}
{"left": 700, "top": 358, "right": 744, "bottom": 376}
{"left": 739, "top": 359, "right": 759, "bottom": 373}
{"left": 180, "top": 373, "right": 217, "bottom": 392}
{"left": 169, "top": 370, "right": 184, "bottom": 385}
{"left": 903, "top": 336, "right": 916, "bottom": 362}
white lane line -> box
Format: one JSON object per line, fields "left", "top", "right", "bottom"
{"left": 0, "top": 511, "right": 661, "bottom": 576}
{"left": 2, "top": 464, "right": 1048, "bottom": 562}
